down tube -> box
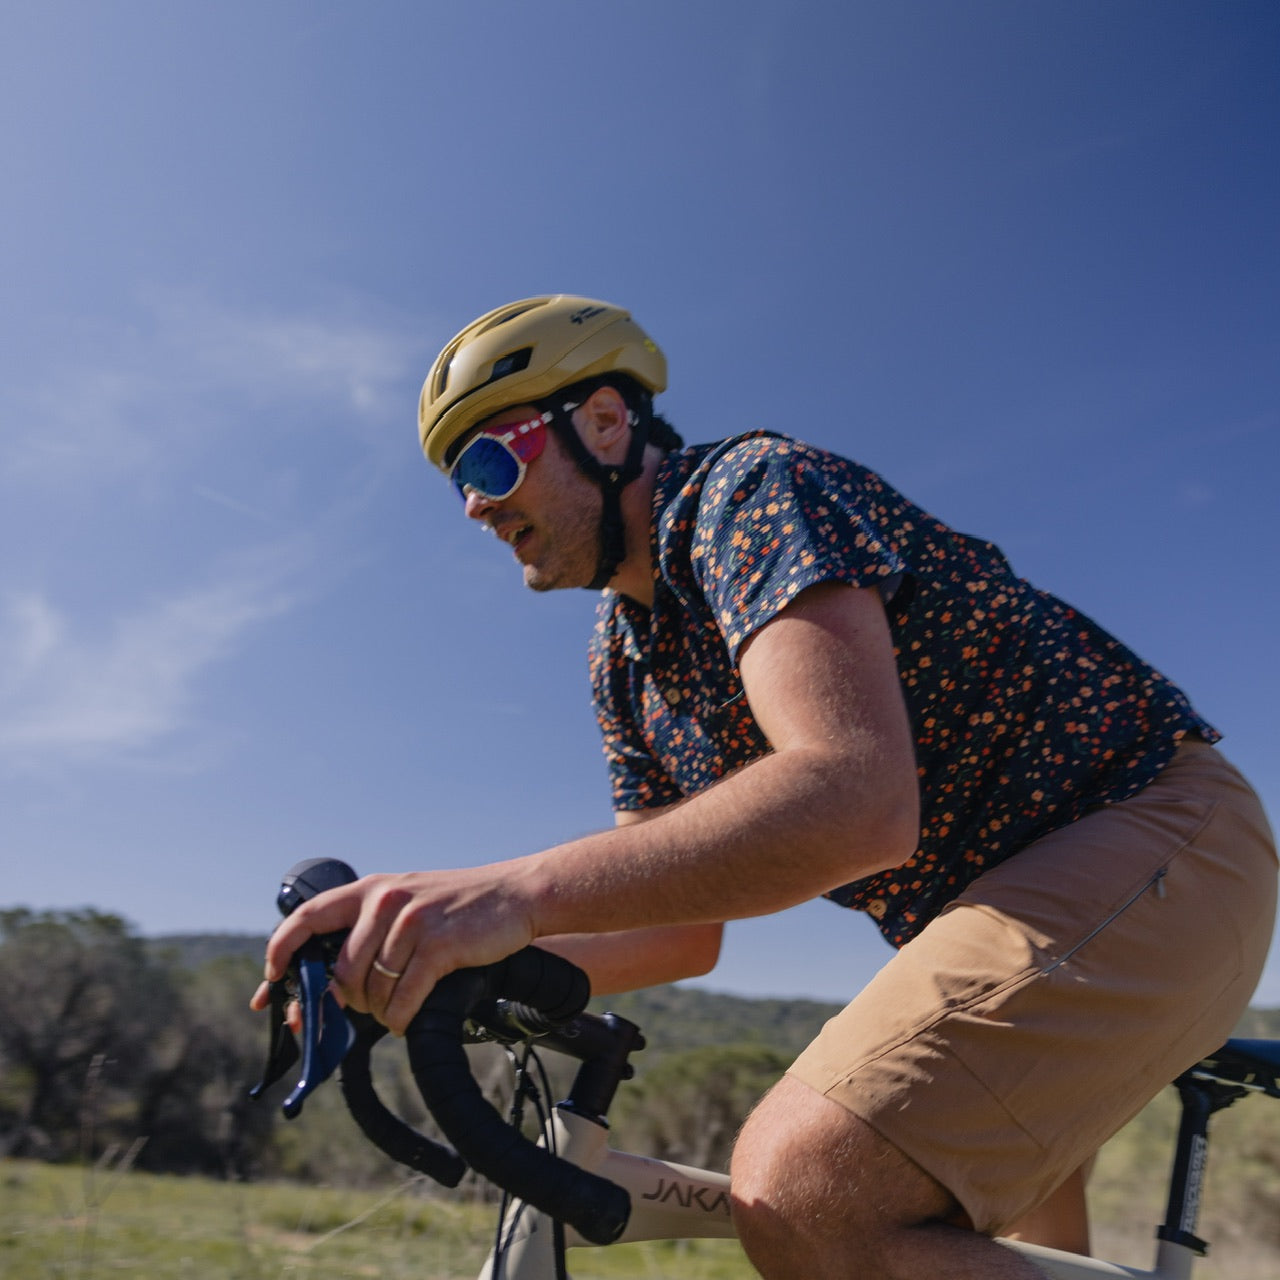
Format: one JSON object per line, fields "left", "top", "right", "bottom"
{"left": 477, "top": 1107, "right": 736, "bottom": 1280}
{"left": 475, "top": 1110, "right": 1191, "bottom": 1280}
{"left": 550, "top": 1107, "right": 735, "bottom": 1246}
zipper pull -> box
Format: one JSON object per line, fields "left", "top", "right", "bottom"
{"left": 1153, "top": 867, "right": 1168, "bottom": 899}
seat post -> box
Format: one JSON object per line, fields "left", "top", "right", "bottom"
{"left": 1156, "top": 1072, "right": 1247, "bottom": 1257}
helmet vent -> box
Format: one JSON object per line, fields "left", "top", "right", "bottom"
{"left": 482, "top": 302, "right": 541, "bottom": 333}
{"left": 490, "top": 346, "right": 532, "bottom": 383}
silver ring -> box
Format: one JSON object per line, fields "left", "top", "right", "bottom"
{"left": 372, "top": 958, "right": 404, "bottom": 980}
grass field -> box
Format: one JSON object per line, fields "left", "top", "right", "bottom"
{"left": 0, "top": 1159, "right": 755, "bottom": 1279}
{"left": 5, "top": 1107, "right": 1280, "bottom": 1280}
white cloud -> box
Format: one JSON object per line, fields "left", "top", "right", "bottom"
{"left": 0, "top": 290, "right": 424, "bottom": 490}
{"left": 5, "top": 363, "right": 167, "bottom": 487}
{"left": 199, "top": 310, "right": 412, "bottom": 417}
{"left": 0, "top": 542, "right": 305, "bottom": 759}
{"left": 0, "top": 288, "right": 432, "bottom": 769}
{"left": 151, "top": 290, "right": 420, "bottom": 420}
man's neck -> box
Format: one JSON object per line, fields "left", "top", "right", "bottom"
{"left": 605, "top": 446, "right": 664, "bottom": 608}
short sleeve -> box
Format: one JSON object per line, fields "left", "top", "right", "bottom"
{"left": 689, "top": 438, "right": 908, "bottom": 658}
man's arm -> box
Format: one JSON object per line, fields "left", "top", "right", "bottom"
{"left": 538, "top": 922, "right": 724, "bottom": 995}
{"left": 535, "top": 807, "right": 724, "bottom": 994}
{"left": 262, "top": 581, "right": 918, "bottom": 1034}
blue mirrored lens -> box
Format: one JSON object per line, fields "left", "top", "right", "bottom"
{"left": 452, "top": 436, "right": 520, "bottom": 501}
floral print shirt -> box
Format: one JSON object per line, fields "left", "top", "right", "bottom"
{"left": 588, "top": 433, "right": 1218, "bottom": 947}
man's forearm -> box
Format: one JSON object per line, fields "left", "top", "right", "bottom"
{"left": 539, "top": 921, "right": 723, "bottom": 994}
{"left": 519, "top": 741, "right": 919, "bottom": 941}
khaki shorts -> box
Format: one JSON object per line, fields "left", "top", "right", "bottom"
{"left": 788, "top": 739, "right": 1278, "bottom": 1236}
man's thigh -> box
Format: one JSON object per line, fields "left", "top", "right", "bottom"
{"left": 788, "top": 741, "right": 1277, "bottom": 1235}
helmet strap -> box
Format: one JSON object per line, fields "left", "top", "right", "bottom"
{"left": 542, "top": 390, "right": 650, "bottom": 591}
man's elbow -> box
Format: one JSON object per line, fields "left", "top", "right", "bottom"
{"left": 683, "top": 921, "right": 724, "bottom": 977}
{"left": 856, "top": 776, "right": 922, "bottom": 877}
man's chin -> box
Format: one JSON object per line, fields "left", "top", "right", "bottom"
{"left": 522, "top": 564, "right": 559, "bottom": 593}
{"left": 523, "top": 563, "right": 588, "bottom": 593}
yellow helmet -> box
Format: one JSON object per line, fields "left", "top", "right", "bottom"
{"left": 418, "top": 295, "right": 667, "bottom": 470}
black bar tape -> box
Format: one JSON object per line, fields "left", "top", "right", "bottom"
{"left": 339, "top": 1028, "right": 467, "bottom": 1187}
{"left": 405, "top": 950, "right": 631, "bottom": 1245}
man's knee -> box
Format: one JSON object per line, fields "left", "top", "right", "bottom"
{"left": 731, "top": 1075, "right": 975, "bottom": 1278}
{"left": 730, "top": 1076, "right": 806, "bottom": 1213}
{"left": 730, "top": 1075, "right": 855, "bottom": 1265}
{"left": 731, "top": 1074, "right": 955, "bottom": 1233}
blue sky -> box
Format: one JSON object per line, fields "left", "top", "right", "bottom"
{"left": 3, "top": 2, "right": 1278, "bottom": 1005}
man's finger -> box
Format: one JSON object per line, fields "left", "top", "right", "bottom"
{"left": 263, "top": 882, "right": 363, "bottom": 980}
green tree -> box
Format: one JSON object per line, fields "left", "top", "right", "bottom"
{"left": 611, "top": 1043, "right": 791, "bottom": 1173}
{"left": 133, "top": 951, "right": 284, "bottom": 1178}
{"left": 0, "top": 908, "right": 179, "bottom": 1161}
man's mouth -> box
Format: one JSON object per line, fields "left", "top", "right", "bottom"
{"left": 494, "top": 522, "right": 533, "bottom": 550}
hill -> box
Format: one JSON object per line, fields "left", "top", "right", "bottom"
{"left": 588, "top": 983, "right": 843, "bottom": 1062}
{"left": 148, "top": 930, "right": 1280, "bottom": 1047}
{"left": 149, "top": 932, "right": 269, "bottom": 969}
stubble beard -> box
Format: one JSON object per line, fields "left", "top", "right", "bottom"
{"left": 523, "top": 476, "right": 605, "bottom": 593}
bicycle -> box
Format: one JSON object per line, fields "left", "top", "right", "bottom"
{"left": 251, "top": 858, "right": 1280, "bottom": 1279}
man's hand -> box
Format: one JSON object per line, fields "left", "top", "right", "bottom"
{"left": 259, "top": 863, "right": 538, "bottom": 1036}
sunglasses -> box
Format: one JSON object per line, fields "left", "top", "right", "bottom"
{"left": 450, "top": 411, "right": 553, "bottom": 502}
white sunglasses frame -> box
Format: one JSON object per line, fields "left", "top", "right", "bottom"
{"left": 450, "top": 409, "right": 557, "bottom": 502}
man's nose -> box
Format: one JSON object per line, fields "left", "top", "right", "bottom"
{"left": 463, "top": 487, "right": 496, "bottom": 521}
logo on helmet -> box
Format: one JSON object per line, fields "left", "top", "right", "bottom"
{"left": 569, "top": 305, "right": 606, "bottom": 326}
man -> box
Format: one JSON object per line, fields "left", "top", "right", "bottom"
{"left": 260, "top": 296, "right": 1277, "bottom": 1278}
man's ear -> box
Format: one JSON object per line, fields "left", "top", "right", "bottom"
{"left": 575, "top": 386, "right": 632, "bottom": 462}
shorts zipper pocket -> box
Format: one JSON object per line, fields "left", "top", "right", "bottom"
{"left": 1040, "top": 866, "right": 1168, "bottom": 975}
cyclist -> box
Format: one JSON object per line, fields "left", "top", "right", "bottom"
{"left": 260, "top": 296, "right": 1277, "bottom": 1279}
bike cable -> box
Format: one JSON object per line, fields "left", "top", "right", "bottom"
{"left": 491, "top": 1042, "right": 569, "bottom": 1280}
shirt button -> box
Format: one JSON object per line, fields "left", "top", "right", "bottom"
{"left": 866, "top": 900, "right": 887, "bottom": 920}
{"left": 664, "top": 687, "right": 682, "bottom": 707}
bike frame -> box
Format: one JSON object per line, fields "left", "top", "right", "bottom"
{"left": 475, "top": 1102, "right": 1197, "bottom": 1280}
{"left": 473, "top": 1038, "right": 1279, "bottom": 1280}
{"left": 478, "top": 1106, "right": 734, "bottom": 1279}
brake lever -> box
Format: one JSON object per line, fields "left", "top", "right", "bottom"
{"left": 249, "top": 858, "right": 359, "bottom": 1118}
{"left": 248, "top": 979, "right": 300, "bottom": 1098}
{"left": 286, "top": 937, "right": 356, "bottom": 1117}
{"left": 248, "top": 937, "right": 355, "bottom": 1117}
